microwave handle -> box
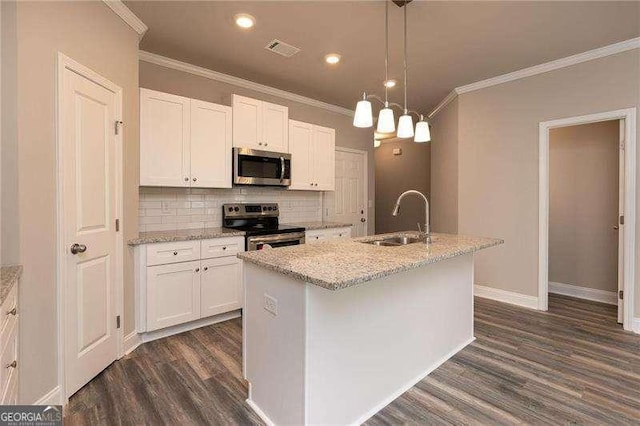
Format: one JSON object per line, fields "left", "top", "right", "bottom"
{"left": 280, "top": 156, "right": 285, "bottom": 182}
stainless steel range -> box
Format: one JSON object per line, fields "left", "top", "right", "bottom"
{"left": 222, "top": 203, "right": 305, "bottom": 251}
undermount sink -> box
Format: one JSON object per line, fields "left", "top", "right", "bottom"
{"left": 362, "top": 235, "right": 424, "bottom": 247}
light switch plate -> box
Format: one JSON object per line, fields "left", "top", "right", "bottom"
{"left": 264, "top": 293, "right": 278, "bottom": 316}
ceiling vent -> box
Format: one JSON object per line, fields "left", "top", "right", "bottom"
{"left": 265, "top": 39, "right": 301, "bottom": 58}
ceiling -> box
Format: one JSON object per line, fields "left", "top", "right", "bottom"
{"left": 125, "top": 1, "right": 640, "bottom": 114}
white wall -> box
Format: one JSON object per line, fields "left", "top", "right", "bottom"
{"left": 454, "top": 50, "right": 639, "bottom": 313}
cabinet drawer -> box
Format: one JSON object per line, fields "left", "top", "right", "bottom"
{"left": 146, "top": 240, "right": 200, "bottom": 266}
{"left": 0, "top": 322, "right": 17, "bottom": 396}
{"left": 305, "top": 230, "right": 327, "bottom": 244}
{"left": 0, "top": 285, "right": 18, "bottom": 334}
{"left": 201, "top": 237, "right": 243, "bottom": 259}
{"left": 328, "top": 227, "right": 352, "bottom": 239}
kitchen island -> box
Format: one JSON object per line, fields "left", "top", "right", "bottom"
{"left": 238, "top": 232, "right": 502, "bottom": 425}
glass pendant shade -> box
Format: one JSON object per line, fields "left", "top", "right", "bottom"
{"left": 353, "top": 98, "right": 373, "bottom": 128}
{"left": 377, "top": 107, "right": 395, "bottom": 133}
{"left": 373, "top": 138, "right": 381, "bottom": 148}
{"left": 414, "top": 119, "right": 431, "bottom": 143}
{"left": 397, "top": 114, "right": 414, "bottom": 138}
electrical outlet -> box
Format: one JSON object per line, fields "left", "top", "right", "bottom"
{"left": 264, "top": 293, "right": 278, "bottom": 316}
{"left": 161, "top": 201, "right": 171, "bottom": 214}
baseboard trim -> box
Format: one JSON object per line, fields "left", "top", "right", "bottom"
{"left": 34, "top": 386, "right": 62, "bottom": 405}
{"left": 246, "top": 398, "right": 276, "bottom": 426}
{"left": 549, "top": 281, "right": 617, "bottom": 305}
{"left": 139, "top": 310, "right": 241, "bottom": 344}
{"left": 123, "top": 330, "right": 142, "bottom": 356}
{"left": 474, "top": 285, "right": 539, "bottom": 310}
{"left": 632, "top": 317, "right": 640, "bottom": 334}
{"left": 351, "top": 336, "right": 475, "bottom": 425}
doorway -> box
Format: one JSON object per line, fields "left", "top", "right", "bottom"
{"left": 324, "top": 147, "right": 368, "bottom": 237}
{"left": 539, "top": 108, "right": 636, "bottom": 332}
{"left": 548, "top": 121, "right": 621, "bottom": 319}
{"left": 57, "top": 54, "right": 124, "bottom": 400}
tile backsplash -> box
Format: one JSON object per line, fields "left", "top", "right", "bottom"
{"left": 138, "top": 187, "right": 324, "bottom": 232}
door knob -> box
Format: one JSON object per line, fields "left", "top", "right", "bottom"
{"left": 360, "top": 218, "right": 366, "bottom": 223}
{"left": 70, "top": 243, "right": 87, "bottom": 254}
{"left": 614, "top": 225, "right": 620, "bottom": 230}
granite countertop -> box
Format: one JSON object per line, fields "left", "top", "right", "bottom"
{"left": 0, "top": 265, "right": 22, "bottom": 305}
{"left": 237, "top": 232, "right": 503, "bottom": 291}
{"left": 128, "top": 227, "right": 246, "bottom": 246}
{"left": 289, "top": 221, "right": 353, "bottom": 230}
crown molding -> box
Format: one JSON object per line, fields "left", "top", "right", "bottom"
{"left": 102, "top": 0, "right": 148, "bottom": 39}
{"left": 139, "top": 51, "right": 354, "bottom": 117}
{"left": 427, "top": 89, "right": 458, "bottom": 119}
{"left": 428, "top": 37, "right": 640, "bottom": 119}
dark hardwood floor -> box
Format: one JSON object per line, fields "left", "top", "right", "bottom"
{"left": 65, "top": 295, "right": 640, "bottom": 425}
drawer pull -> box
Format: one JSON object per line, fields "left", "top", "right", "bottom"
{"left": 222, "top": 246, "right": 227, "bottom": 251}
{"left": 6, "top": 308, "right": 16, "bottom": 316}
{"left": 5, "top": 361, "right": 16, "bottom": 369}
{"left": 173, "top": 251, "right": 178, "bottom": 256}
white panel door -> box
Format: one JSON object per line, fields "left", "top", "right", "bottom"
{"left": 313, "top": 125, "right": 335, "bottom": 191}
{"left": 232, "top": 94, "right": 263, "bottom": 150}
{"left": 328, "top": 149, "right": 368, "bottom": 237}
{"left": 140, "top": 88, "right": 190, "bottom": 187}
{"left": 146, "top": 261, "right": 201, "bottom": 331}
{"left": 190, "top": 99, "right": 232, "bottom": 188}
{"left": 200, "top": 257, "right": 243, "bottom": 317}
{"left": 288, "top": 120, "right": 313, "bottom": 190}
{"left": 263, "top": 101, "right": 289, "bottom": 153}
{"left": 62, "top": 66, "right": 119, "bottom": 397}
{"left": 618, "top": 119, "right": 625, "bottom": 323}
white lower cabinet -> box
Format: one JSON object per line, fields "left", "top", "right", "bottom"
{"left": 201, "top": 257, "right": 243, "bottom": 317}
{"left": 138, "top": 237, "right": 244, "bottom": 333}
{"left": 146, "top": 261, "right": 201, "bottom": 331}
{"left": 305, "top": 227, "right": 352, "bottom": 244}
{"left": 0, "top": 280, "right": 19, "bottom": 404}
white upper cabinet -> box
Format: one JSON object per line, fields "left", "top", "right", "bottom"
{"left": 140, "top": 88, "right": 232, "bottom": 188}
{"left": 232, "top": 94, "right": 289, "bottom": 153}
{"left": 263, "top": 102, "right": 289, "bottom": 152}
{"left": 313, "top": 125, "right": 336, "bottom": 191}
{"left": 190, "top": 99, "right": 232, "bottom": 188}
{"left": 140, "top": 88, "right": 190, "bottom": 187}
{"left": 289, "top": 120, "right": 314, "bottom": 190}
{"left": 289, "top": 120, "right": 335, "bottom": 191}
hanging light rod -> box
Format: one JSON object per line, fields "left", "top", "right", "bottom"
{"left": 352, "top": 0, "right": 431, "bottom": 145}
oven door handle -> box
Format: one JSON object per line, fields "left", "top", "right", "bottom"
{"left": 279, "top": 156, "right": 285, "bottom": 182}
{"left": 248, "top": 232, "right": 305, "bottom": 244}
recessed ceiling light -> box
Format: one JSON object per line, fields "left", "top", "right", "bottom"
{"left": 235, "top": 13, "right": 255, "bottom": 29}
{"left": 324, "top": 53, "right": 341, "bottom": 65}
{"left": 384, "top": 79, "right": 397, "bottom": 88}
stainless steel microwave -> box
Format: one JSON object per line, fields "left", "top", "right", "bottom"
{"left": 233, "top": 148, "right": 291, "bottom": 187}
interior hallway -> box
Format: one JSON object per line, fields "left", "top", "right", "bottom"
{"left": 65, "top": 295, "right": 640, "bottom": 425}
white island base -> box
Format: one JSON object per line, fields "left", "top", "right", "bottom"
{"left": 243, "top": 253, "right": 475, "bottom": 425}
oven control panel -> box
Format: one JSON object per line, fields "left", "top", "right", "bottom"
{"left": 223, "top": 203, "right": 279, "bottom": 218}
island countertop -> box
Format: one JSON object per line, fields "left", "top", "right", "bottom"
{"left": 237, "top": 231, "right": 503, "bottom": 290}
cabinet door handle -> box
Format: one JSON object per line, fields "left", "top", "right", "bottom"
{"left": 195, "top": 268, "right": 200, "bottom": 273}
{"left": 5, "top": 361, "right": 16, "bottom": 369}
{"left": 192, "top": 177, "right": 197, "bottom": 182}
{"left": 173, "top": 251, "right": 178, "bottom": 256}
{"left": 184, "top": 177, "right": 189, "bottom": 182}
{"left": 265, "top": 143, "right": 268, "bottom": 146}
{"left": 259, "top": 142, "right": 263, "bottom": 146}
{"left": 204, "top": 267, "right": 209, "bottom": 271}
{"left": 222, "top": 246, "right": 227, "bottom": 251}
{"left": 6, "top": 308, "right": 16, "bottom": 316}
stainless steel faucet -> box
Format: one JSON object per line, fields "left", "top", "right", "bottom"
{"left": 392, "top": 190, "right": 431, "bottom": 243}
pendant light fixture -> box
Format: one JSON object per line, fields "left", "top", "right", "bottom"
{"left": 396, "top": 1, "right": 414, "bottom": 139}
{"left": 377, "top": 0, "right": 395, "bottom": 133}
{"left": 353, "top": 0, "right": 432, "bottom": 146}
